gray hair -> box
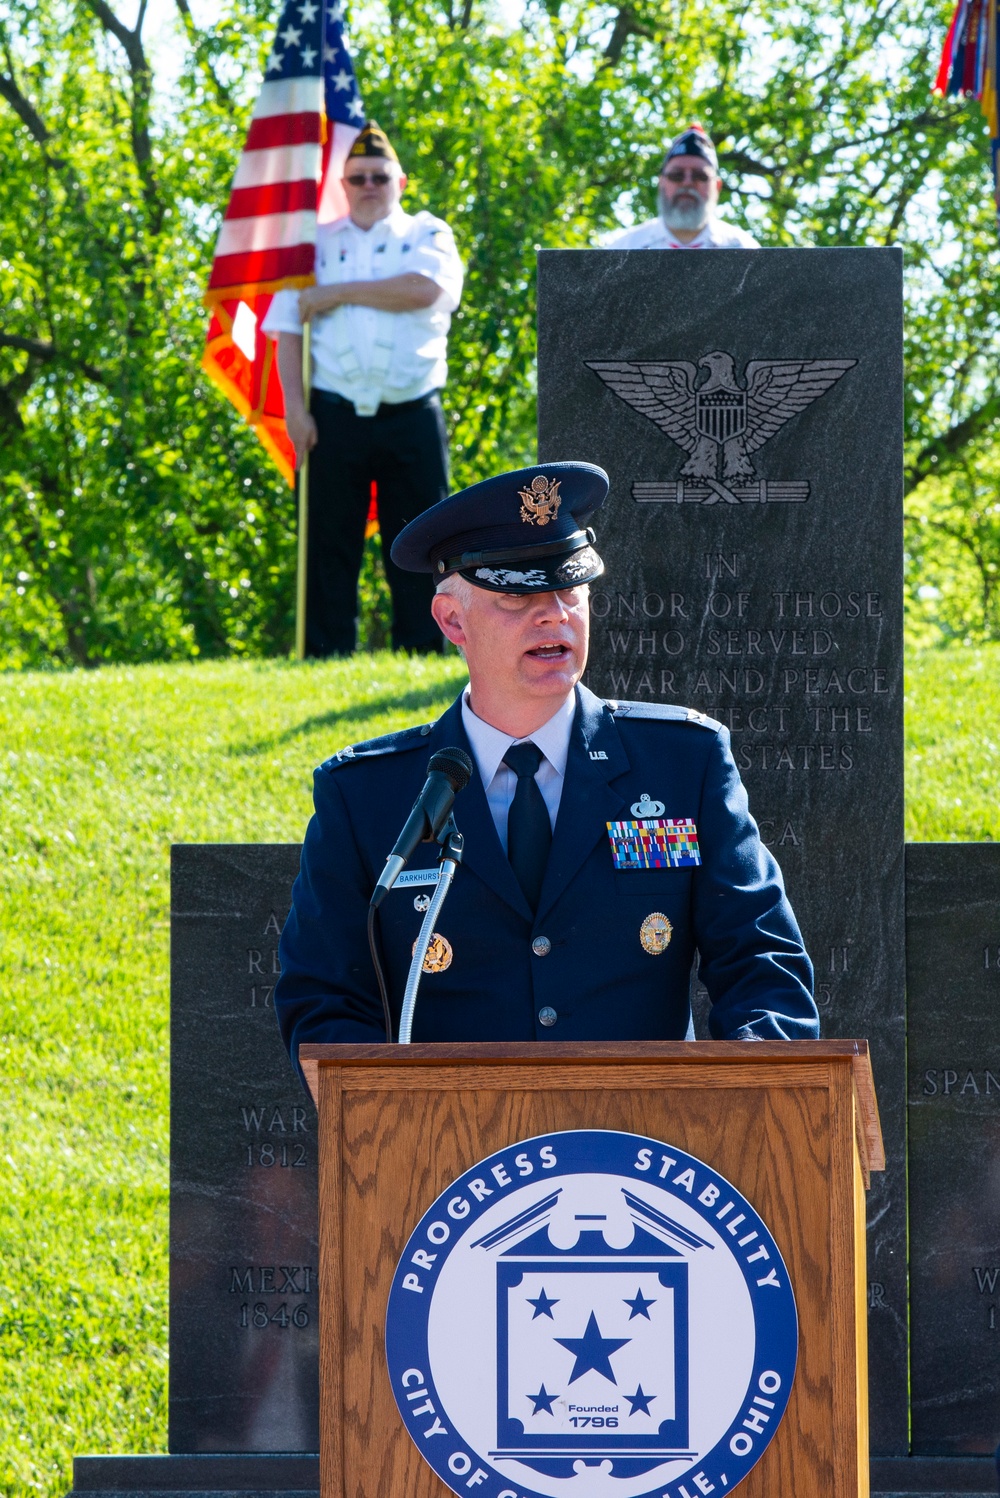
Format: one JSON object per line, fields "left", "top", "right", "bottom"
{"left": 434, "top": 573, "right": 476, "bottom": 607}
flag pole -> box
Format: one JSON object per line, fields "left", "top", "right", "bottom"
{"left": 295, "top": 321, "right": 312, "bottom": 662}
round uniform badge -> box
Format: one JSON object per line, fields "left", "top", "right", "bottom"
{"left": 639, "top": 913, "right": 672, "bottom": 955}
{"left": 413, "top": 932, "right": 453, "bottom": 973}
{"left": 385, "top": 1129, "right": 797, "bottom": 1498}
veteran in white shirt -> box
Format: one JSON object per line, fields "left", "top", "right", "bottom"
{"left": 604, "top": 123, "right": 759, "bottom": 251}
{"left": 263, "top": 120, "right": 464, "bottom": 657}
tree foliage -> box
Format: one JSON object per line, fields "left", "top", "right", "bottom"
{"left": 0, "top": 0, "right": 998, "bottom": 663}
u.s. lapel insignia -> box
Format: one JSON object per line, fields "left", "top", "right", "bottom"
{"left": 414, "top": 932, "right": 453, "bottom": 973}
{"left": 631, "top": 791, "right": 665, "bottom": 817}
{"left": 518, "top": 474, "right": 562, "bottom": 526}
{"left": 640, "top": 911, "right": 673, "bottom": 955}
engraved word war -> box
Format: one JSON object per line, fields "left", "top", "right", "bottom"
{"left": 241, "top": 1102, "right": 309, "bottom": 1168}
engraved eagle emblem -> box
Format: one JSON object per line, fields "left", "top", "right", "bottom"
{"left": 519, "top": 474, "right": 562, "bottom": 525}
{"left": 586, "top": 352, "right": 856, "bottom": 483}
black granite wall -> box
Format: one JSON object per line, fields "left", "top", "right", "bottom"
{"left": 169, "top": 844, "right": 315, "bottom": 1452}
{"left": 907, "top": 843, "right": 1000, "bottom": 1458}
{"left": 536, "top": 247, "right": 907, "bottom": 1452}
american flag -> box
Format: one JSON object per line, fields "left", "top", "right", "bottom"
{"left": 202, "top": 0, "right": 364, "bottom": 483}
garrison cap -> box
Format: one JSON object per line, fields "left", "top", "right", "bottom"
{"left": 662, "top": 122, "right": 718, "bottom": 173}
{"left": 390, "top": 461, "right": 609, "bottom": 594}
{"left": 347, "top": 121, "right": 399, "bottom": 163}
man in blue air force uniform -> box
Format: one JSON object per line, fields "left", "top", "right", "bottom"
{"left": 275, "top": 462, "right": 817, "bottom": 1076}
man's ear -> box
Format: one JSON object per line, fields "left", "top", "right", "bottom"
{"left": 430, "top": 590, "right": 467, "bottom": 648}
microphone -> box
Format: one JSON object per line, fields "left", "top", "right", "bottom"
{"left": 371, "top": 748, "right": 474, "bottom": 908}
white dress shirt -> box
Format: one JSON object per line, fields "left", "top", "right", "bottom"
{"left": 461, "top": 689, "right": 576, "bottom": 853}
{"left": 262, "top": 205, "right": 464, "bottom": 415}
{"left": 603, "top": 214, "right": 759, "bottom": 250}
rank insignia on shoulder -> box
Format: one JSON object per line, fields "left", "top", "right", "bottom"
{"left": 607, "top": 817, "right": 701, "bottom": 870}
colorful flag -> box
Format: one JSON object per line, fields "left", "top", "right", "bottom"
{"left": 935, "top": 0, "right": 1000, "bottom": 223}
{"left": 202, "top": 0, "right": 364, "bottom": 484}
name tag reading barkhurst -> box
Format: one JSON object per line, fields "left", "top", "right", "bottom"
{"left": 394, "top": 868, "right": 442, "bottom": 889}
{"left": 607, "top": 818, "right": 701, "bottom": 871}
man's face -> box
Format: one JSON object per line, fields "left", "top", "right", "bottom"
{"left": 342, "top": 155, "right": 404, "bottom": 229}
{"left": 431, "top": 584, "right": 590, "bottom": 727}
{"left": 658, "top": 153, "right": 719, "bottom": 233}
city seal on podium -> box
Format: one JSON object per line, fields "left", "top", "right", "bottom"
{"left": 385, "top": 1129, "right": 797, "bottom": 1498}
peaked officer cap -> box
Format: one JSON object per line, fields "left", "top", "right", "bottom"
{"left": 391, "top": 461, "right": 609, "bottom": 594}
{"left": 662, "top": 122, "right": 718, "bottom": 172}
{"left": 347, "top": 121, "right": 399, "bottom": 163}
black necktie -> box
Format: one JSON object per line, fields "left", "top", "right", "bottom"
{"left": 503, "top": 741, "right": 552, "bottom": 910}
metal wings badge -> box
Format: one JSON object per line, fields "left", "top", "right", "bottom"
{"left": 586, "top": 350, "right": 857, "bottom": 508}
{"left": 519, "top": 474, "right": 562, "bottom": 525}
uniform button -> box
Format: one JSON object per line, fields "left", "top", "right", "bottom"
{"left": 538, "top": 1006, "right": 558, "bottom": 1027}
{"left": 531, "top": 935, "right": 552, "bottom": 957}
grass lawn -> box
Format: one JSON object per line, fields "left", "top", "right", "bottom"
{"left": 0, "top": 644, "right": 997, "bottom": 1497}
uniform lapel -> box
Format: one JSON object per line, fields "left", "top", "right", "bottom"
{"left": 536, "top": 685, "right": 629, "bottom": 922}
{"left": 429, "top": 694, "right": 533, "bottom": 920}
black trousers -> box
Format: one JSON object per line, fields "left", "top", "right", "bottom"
{"left": 305, "top": 390, "right": 449, "bottom": 656}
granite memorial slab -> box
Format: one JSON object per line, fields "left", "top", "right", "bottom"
{"left": 169, "top": 843, "right": 315, "bottom": 1454}
{"left": 907, "top": 842, "right": 1000, "bottom": 1457}
{"left": 537, "top": 246, "right": 906, "bottom": 1453}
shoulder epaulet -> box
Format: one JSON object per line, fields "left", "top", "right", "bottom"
{"left": 607, "top": 700, "right": 722, "bottom": 732}
{"left": 323, "top": 721, "right": 435, "bottom": 770}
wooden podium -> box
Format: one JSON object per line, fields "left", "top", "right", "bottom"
{"left": 302, "top": 1040, "right": 883, "bottom": 1498}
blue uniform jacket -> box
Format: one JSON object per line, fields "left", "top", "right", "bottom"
{"left": 275, "top": 685, "right": 817, "bottom": 1076}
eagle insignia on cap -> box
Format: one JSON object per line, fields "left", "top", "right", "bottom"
{"left": 518, "top": 474, "right": 562, "bottom": 526}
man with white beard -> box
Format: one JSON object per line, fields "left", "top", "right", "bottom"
{"left": 603, "top": 123, "right": 759, "bottom": 250}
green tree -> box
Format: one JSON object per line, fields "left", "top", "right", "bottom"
{"left": 906, "top": 450, "right": 1000, "bottom": 642}
{"left": 1, "top": 0, "right": 999, "bottom": 663}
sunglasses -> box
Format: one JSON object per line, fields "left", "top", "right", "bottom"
{"left": 662, "top": 167, "right": 712, "bottom": 184}
{"left": 345, "top": 171, "right": 392, "bottom": 186}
